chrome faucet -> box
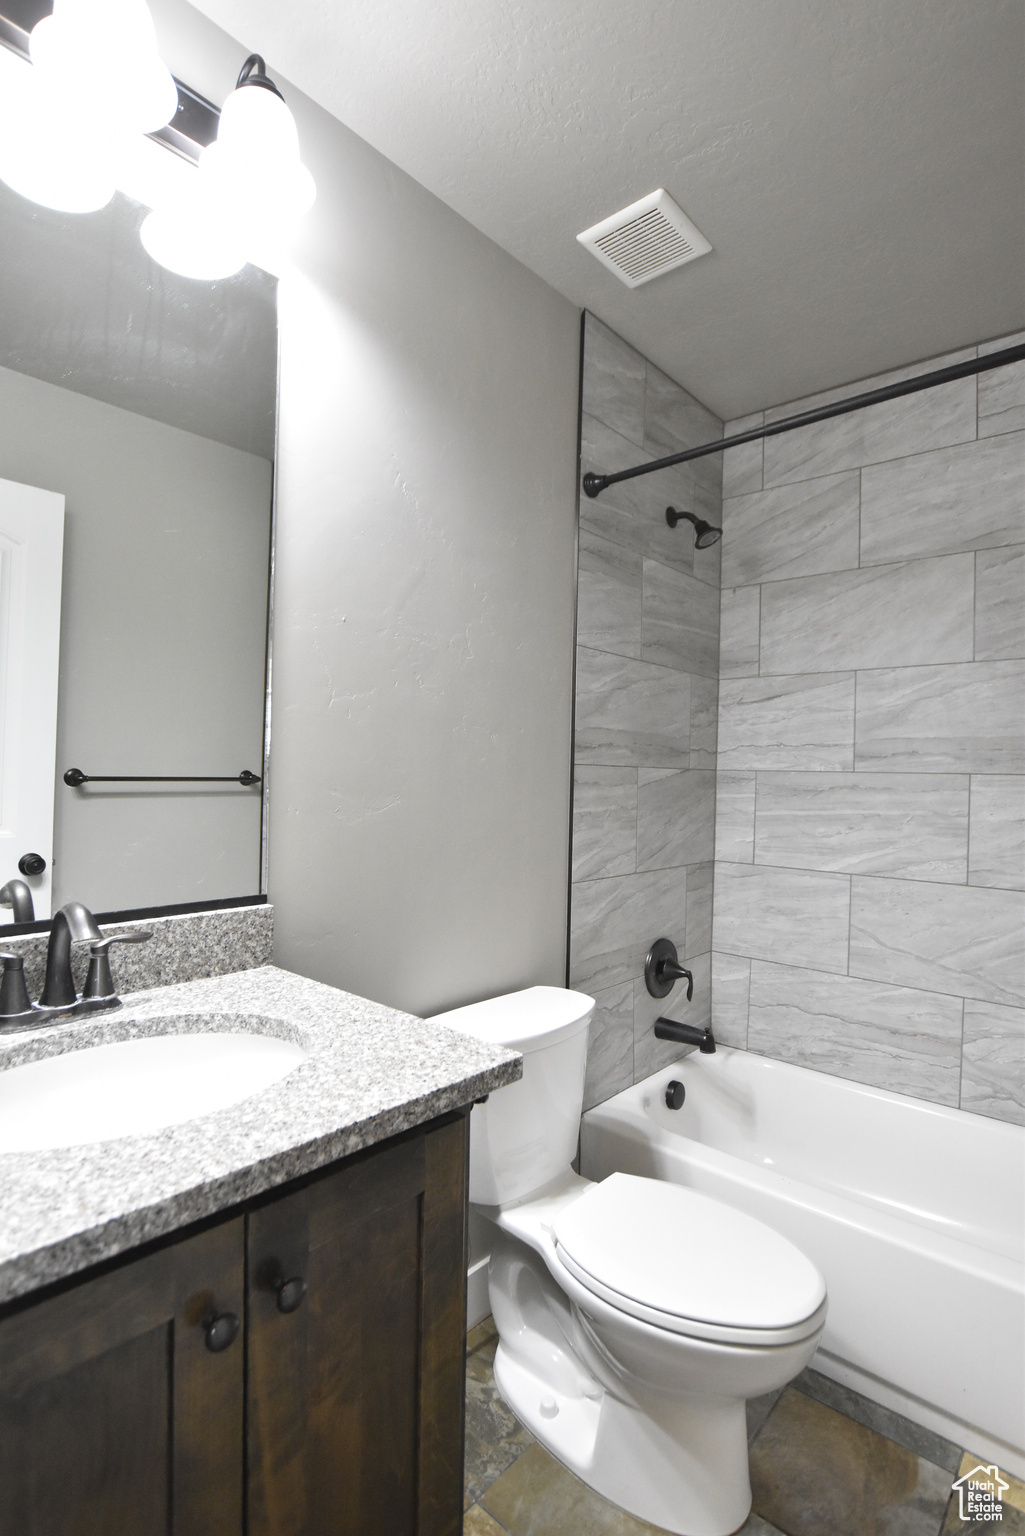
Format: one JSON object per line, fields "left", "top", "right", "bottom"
{"left": 38, "top": 901, "right": 104, "bottom": 1010}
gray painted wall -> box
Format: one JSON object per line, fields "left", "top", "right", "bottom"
{"left": 712, "top": 335, "right": 1025, "bottom": 1127}
{"left": 0, "top": 363, "right": 272, "bottom": 914}
{"left": 571, "top": 315, "right": 723, "bottom": 1108}
{"left": 262, "top": 62, "right": 581, "bottom": 1013}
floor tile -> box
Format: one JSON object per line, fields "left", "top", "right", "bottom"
{"left": 480, "top": 1440, "right": 667, "bottom": 1535}
{"left": 749, "top": 1387, "right": 952, "bottom": 1536}
{"left": 940, "top": 1452, "right": 1025, "bottom": 1531}
{"left": 465, "top": 1503, "right": 513, "bottom": 1534}
{"left": 793, "top": 1370, "right": 962, "bottom": 1474}
{"left": 465, "top": 1320, "right": 534, "bottom": 1508}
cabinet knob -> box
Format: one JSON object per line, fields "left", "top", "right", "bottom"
{"left": 275, "top": 1276, "right": 307, "bottom": 1314}
{"left": 203, "top": 1310, "right": 241, "bottom": 1352}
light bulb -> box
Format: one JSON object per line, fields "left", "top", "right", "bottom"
{"left": 139, "top": 186, "right": 248, "bottom": 281}
{"left": 0, "top": 0, "right": 177, "bottom": 214}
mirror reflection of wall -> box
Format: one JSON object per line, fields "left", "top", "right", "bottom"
{"left": 0, "top": 179, "right": 276, "bottom": 919}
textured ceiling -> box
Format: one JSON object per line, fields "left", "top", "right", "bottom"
{"left": 182, "top": 0, "right": 1023, "bottom": 418}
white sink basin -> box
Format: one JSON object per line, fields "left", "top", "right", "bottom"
{"left": 0, "top": 1028, "right": 307, "bottom": 1153}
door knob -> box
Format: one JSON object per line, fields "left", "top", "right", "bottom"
{"left": 18, "top": 853, "right": 46, "bottom": 877}
{"left": 203, "top": 1310, "right": 241, "bottom": 1352}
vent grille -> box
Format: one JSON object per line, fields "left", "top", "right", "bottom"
{"left": 577, "top": 189, "right": 711, "bottom": 289}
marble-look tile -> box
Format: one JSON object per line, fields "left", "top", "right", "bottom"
{"left": 581, "top": 314, "right": 646, "bottom": 445}
{"left": 960, "top": 1000, "right": 1025, "bottom": 1126}
{"left": 750, "top": 1386, "right": 952, "bottom": 1536}
{"left": 576, "top": 528, "right": 642, "bottom": 658}
{"left": 978, "top": 332, "right": 1025, "bottom": 437}
{"left": 569, "top": 866, "right": 688, "bottom": 994}
{"left": 720, "top": 586, "right": 760, "bottom": 677}
{"left": 763, "top": 356, "right": 977, "bottom": 488}
{"left": 713, "top": 863, "right": 851, "bottom": 972}
{"left": 969, "top": 775, "right": 1025, "bottom": 890}
{"left": 572, "top": 766, "right": 637, "bottom": 881}
{"left": 721, "top": 472, "right": 860, "bottom": 588}
{"left": 634, "top": 954, "right": 711, "bottom": 1080}
{"left": 641, "top": 560, "right": 719, "bottom": 677}
{"left": 583, "top": 981, "right": 635, "bottom": 1111}
{"left": 636, "top": 768, "right": 714, "bottom": 869}
{"left": 759, "top": 556, "right": 975, "bottom": 674}
{"left": 481, "top": 1439, "right": 667, "bottom": 1535}
{"left": 580, "top": 412, "right": 697, "bottom": 577}
{"left": 850, "top": 876, "right": 1025, "bottom": 1007}
{"left": 685, "top": 860, "right": 719, "bottom": 952}
{"left": 574, "top": 647, "right": 690, "bottom": 768}
{"left": 975, "top": 545, "right": 1025, "bottom": 660}
{"left": 854, "top": 661, "right": 1025, "bottom": 773}
{"left": 686, "top": 862, "right": 714, "bottom": 956}
{"left": 747, "top": 961, "right": 963, "bottom": 1103}
{"left": 715, "top": 772, "right": 756, "bottom": 863}
{"left": 711, "top": 952, "right": 751, "bottom": 1048}
{"left": 465, "top": 1320, "right": 533, "bottom": 1508}
{"left": 689, "top": 673, "right": 719, "bottom": 770}
{"left": 793, "top": 1369, "right": 963, "bottom": 1474}
{"left": 722, "top": 411, "right": 765, "bottom": 499}
{"left": 644, "top": 362, "right": 722, "bottom": 456}
{"left": 861, "top": 434, "right": 1025, "bottom": 564}
{"left": 754, "top": 772, "right": 970, "bottom": 882}
{"left": 718, "top": 673, "right": 855, "bottom": 771}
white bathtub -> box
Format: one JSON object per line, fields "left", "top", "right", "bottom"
{"left": 580, "top": 1046, "right": 1024, "bottom": 1476}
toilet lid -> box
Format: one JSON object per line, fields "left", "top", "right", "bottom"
{"left": 552, "top": 1173, "right": 826, "bottom": 1335}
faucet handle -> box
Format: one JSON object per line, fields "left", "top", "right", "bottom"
{"left": 81, "top": 930, "right": 154, "bottom": 1009}
{"left": 0, "top": 953, "right": 35, "bottom": 1024}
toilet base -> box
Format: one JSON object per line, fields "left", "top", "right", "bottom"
{"left": 493, "top": 1338, "right": 752, "bottom": 1536}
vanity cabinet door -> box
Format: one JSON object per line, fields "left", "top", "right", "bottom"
{"left": 0, "top": 1217, "right": 244, "bottom": 1536}
{"left": 246, "top": 1114, "right": 468, "bottom": 1536}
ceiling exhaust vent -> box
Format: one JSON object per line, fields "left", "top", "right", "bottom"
{"left": 577, "top": 189, "right": 711, "bottom": 289}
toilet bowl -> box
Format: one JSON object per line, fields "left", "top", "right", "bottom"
{"left": 432, "top": 986, "right": 826, "bottom": 1536}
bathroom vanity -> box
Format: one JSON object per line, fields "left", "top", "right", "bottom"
{"left": 0, "top": 964, "right": 519, "bottom": 1536}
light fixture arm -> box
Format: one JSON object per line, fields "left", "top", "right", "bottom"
{"left": 236, "top": 53, "right": 284, "bottom": 100}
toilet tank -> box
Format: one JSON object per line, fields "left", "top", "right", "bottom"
{"left": 430, "top": 986, "right": 594, "bottom": 1206}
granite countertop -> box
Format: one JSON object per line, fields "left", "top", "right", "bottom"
{"left": 0, "top": 965, "right": 521, "bottom": 1305}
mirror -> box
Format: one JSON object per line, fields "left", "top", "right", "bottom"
{"left": 0, "top": 175, "right": 276, "bottom": 922}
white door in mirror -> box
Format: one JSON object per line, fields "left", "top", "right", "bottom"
{"left": 0, "top": 1030, "right": 306, "bottom": 1152}
{"left": 0, "top": 476, "right": 65, "bottom": 923}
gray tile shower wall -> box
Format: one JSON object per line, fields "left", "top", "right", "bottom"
{"left": 572, "top": 314, "right": 723, "bottom": 1109}
{"left": 712, "top": 334, "right": 1025, "bottom": 1126}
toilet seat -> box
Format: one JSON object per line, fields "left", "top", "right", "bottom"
{"left": 552, "top": 1173, "right": 827, "bottom": 1348}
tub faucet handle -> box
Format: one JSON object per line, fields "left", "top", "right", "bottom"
{"left": 644, "top": 937, "right": 693, "bottom": 1000}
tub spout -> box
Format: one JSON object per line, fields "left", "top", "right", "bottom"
{"left": 654, "top": 1018, "right": 716, "bottom": 1053}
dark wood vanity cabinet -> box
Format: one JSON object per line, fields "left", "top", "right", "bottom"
{"left": 0, "top": 1113, "right": 468, "bottom": 1536}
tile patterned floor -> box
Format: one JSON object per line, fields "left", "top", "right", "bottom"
{"left": 463, "top": 1317, "right": 1025, "bottom": 1536}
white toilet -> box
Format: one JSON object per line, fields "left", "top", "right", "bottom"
{"left": 432, "top": 985, "right": 827, "bottom": 1536}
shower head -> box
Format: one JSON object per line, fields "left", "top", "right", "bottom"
{"left": 665, "top": 507, "right": 722, "bottom": 547}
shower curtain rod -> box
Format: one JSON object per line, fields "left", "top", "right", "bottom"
{"left": 581, "top": 341, "right": 1025, "bottom": 499}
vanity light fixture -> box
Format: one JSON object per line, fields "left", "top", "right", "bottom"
{"left": 0, "top": 0, "right": 177, "bottom": 213}
{"left": 140, "top": 53, "right": 315, "bottom": 281}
